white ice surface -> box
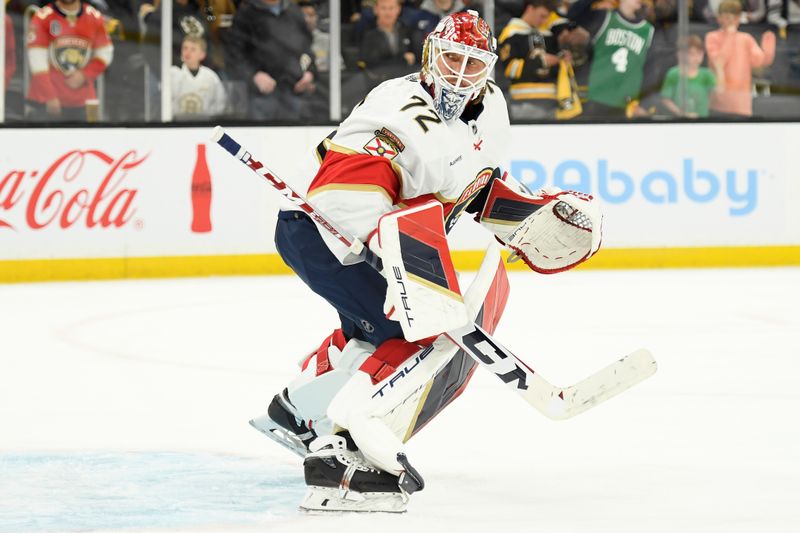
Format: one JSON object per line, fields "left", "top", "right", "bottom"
{"left": 1, "top": 268, "right": 799, "bottom": 532}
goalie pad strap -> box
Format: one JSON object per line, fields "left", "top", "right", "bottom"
{"left": 358, "top": 338, "right": 427, "bottom": 385}
{"left": 301, "top": 329, "right": 348, "bottom": 376}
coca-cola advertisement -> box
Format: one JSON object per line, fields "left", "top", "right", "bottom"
{"left": 0, "top": 127, "right": 311, "bottom": 264}
{"left": 0, "top": 149, "right": 144, "bottom": 232}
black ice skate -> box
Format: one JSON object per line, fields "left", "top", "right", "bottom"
{"left": 249, "top": 388, "right": 316, "bottom": 457}
{"left": 300, "top": 432, "right": 424, "bottom": 513}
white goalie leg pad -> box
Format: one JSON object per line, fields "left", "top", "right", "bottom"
{"left": 327, "top": 371, "right": 406, "bottom": 476}
{"left": 326, "top": 243, "right": 510, "bottom": 476}
{"left": 505, "top": 190, "right": 603, "bottom": 274}
{"left": 377, "top": 201, "right": 469, "bottom": 341}
{"left": 287, "top": 338, "right": 376, "bottom": 433}
{"left": 326, "top": 335, "right": 464, "bottom": 476}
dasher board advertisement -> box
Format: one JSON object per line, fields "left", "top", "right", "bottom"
{"left": 502, "top": 122, "right": 800, "bottom": 248}
{"left": 1, "top": 123, "right": 799, "bottom": 264}
{"left": 0, "top": 127, "right": 319, "bottom": 261}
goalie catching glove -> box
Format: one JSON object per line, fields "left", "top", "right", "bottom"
{"left": 479, "top": 179, "right": 603, "bottom": 274}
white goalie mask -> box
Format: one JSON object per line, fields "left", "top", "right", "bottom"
{"left": 421, "top": 10, "right": 498, "bottom": 122}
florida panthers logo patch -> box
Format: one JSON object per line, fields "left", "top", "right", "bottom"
{"left": 364, "top": 128, "right": 405, "bottom": 160}
{"left": 50, "top": 36, "right": 91, "bottom": 74}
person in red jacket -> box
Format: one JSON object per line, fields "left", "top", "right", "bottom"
{"left": 26, "top": 0, "right": 113, "bottom": 120}
{"left": 4, "top": 14, "right": 14, "bottom": 90}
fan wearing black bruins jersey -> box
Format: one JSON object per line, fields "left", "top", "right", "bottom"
{"left": 497, "top": 0, "right": 586, "bottom": 120}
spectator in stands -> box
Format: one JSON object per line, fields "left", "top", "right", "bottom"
{"left": 419, "top": 0, "right": 464, "bottom": 19}
{"left": 402, "top": 1, "right": 442, "bottom": 44}
{"left": 498, "top": 0, "right": 585, "bottom": 119}
{"left": 567, "top": 0, "right": 613, "bottom": 28}
{"left": 706, "top": 0, "right": 775, "bottom": 116}
{"left": 94, "top": 0, "right": 147, "bottom": 121}
{"left": 767, "top": 0, "right": 800, "bottom": 76}
{"left": 703, "top": 0, "right": 767, "bottom": 23}
{"left": 4, "top": 13, "right": 15, "bottom": 91}
{"left": 767, "top": 0, "right": 800, "bottom": 36}
{"left": 351, "top": 0, "right": 377, "bottom": 43}
{"left": 660, "top": 34, "right": 717, "bottom": 117}
{"left": 357, "top": 0, "right": 419, "bottom": 89}
{"left": 368, "top": 0, "right": 469, "bottom": 48}
{"left": 26, "top": 0, "right": 114, "bottom": 120}
{"left": 170, "top": 35, "right": 226, "bottom": 117}
{"left": 138, "top": 0, "right": 212, "bottom": 120}
{"left": 226, "top": 0, "right": 317, "bottom": 121}
{"left": 300, "top": 0, "right": 340, "bottom": 73}
{"left": 204, "top": 0, "right": 237, "bottom": 71}
{"left": 140, "top": 0, "right": 211, "bottom": 69}
{"left": 352, "top": 0, "right": 437, "bottom": 48}
{"left": 298, "top": 0, "right": 335, "bottom": 117}
{"left": 570, "top": 0, "right": 655, "bottom": 118}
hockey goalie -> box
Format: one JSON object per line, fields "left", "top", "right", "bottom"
{"left": 249, "top": 10, "right": 602, "bottom": 513}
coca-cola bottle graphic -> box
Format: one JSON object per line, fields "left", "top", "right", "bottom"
{"left": 191, "top": 143, "right": 212, "bottom": 232}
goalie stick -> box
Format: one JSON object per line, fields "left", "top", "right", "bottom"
{"left": 210, "top": 126, "right": 657, "bottom": 420}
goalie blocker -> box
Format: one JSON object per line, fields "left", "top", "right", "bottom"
{"left": 375, "top": 201, "right": 470, "bottom": 342}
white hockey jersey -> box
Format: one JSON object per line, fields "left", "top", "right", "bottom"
{"left": 302, "top": 73, "right": 511, "bottom": 264}
{"left": 170, "top": 64, "right": 226, "bottom": 117}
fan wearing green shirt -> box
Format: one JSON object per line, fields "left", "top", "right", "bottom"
{"left": 660, "top": 35, "right": 717, "bottom": 118}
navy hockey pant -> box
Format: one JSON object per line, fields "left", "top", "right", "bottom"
{"left": 275, "top": 210, "right": 404, "bottom": 347}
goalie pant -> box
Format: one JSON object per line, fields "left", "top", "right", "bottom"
{"left": 276, "top": 209, "right": 404, "bottom": 348}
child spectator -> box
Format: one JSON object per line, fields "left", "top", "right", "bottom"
{"left": 4, "top": 14, "right": 15, "bottom": 91}
{"left": 26, "top": 0, "right": 114, "bottom": 121}
{"left": 170, "top": 35, "right": 226, "bottom": 118}
{"left": 705, "top": 0, "right": 775, "bottom": 116}
{"left": 660, "top": 35, "right": 716, "bottom": 117}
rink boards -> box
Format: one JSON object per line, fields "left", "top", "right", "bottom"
{"left": 1, "top": 123, "right": 799, "bottom": 282}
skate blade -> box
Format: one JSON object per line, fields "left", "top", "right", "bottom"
{"left": 299, "top": 486, "right": 408, "bottom": 513}
{"left": 249, "top": 415, "right": 307, "bottom": 458}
